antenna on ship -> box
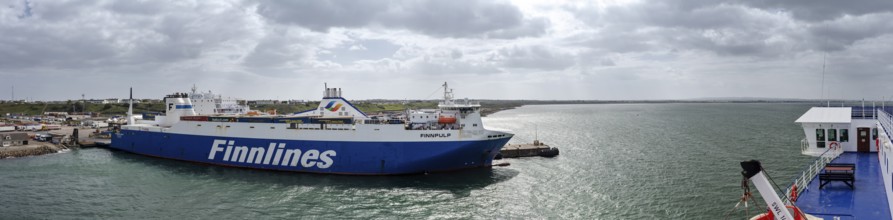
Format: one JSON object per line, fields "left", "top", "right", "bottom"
{"left": 821, "top": 53, "right": 828, "bottom": 107}
{"left": 128, "top": 87, "right": 134, "bottom": 125}
{"left": 442, "top": 82, "right": 454, "bottom": 104}
{"left": 443, "top": 82, "right": 448, "bottom": 99}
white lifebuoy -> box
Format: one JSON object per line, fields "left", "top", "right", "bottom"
{"left": 829, "top": 141, "right": 840, "bottom": 150}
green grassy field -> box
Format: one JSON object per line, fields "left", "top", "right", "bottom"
{"left": 0, "top": 102, "right": 166, "bottom": 116}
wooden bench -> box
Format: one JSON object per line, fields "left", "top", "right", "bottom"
{"left": 819, "top": 163, "right": 856, "bottom": 189}
{"left": 825, "top": 163, "right": 856, "bottom": 170}
{"left": 819, "top": 173, "right": 855, "bottom": 189}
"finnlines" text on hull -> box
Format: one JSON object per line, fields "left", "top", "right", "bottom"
{"left": 207, "top": 140, "right": 336, "bottom": 169}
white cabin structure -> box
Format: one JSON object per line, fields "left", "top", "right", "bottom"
{"left": 796, "top": 107, "right": 879, "bottom": 156}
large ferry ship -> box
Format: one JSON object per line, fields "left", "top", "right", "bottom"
{"left": 110, "top": 83, "right": 513, "bottom": 175}
{"left": 735, "top": 105, "right": 893, "bottom": 219}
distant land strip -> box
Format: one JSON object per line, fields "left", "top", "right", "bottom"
{"left": 0, "top": 99, "right": 860, "bottom": 117}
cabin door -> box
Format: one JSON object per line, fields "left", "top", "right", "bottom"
{"left": 857, "top": 127, "right": 871, "bottom": 152}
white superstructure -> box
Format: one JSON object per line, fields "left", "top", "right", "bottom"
{"left": 124, "top": 82, "right": 510, "bottom": 143}
{"left": 188, "top": 85, "right": 250, "bottom": 115}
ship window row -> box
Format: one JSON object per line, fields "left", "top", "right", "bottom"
{"left": 815, "top": 128, "right": 849, "bottom": 148}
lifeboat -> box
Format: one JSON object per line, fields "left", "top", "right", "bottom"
{"left": 438, "top": 115, "right": 457, "bottom": 124}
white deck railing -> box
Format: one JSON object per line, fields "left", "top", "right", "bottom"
{"left": 879, "top": 110, "right": 893, "bottom": 141}
{"left": 783, "top": 144, "right": 843, "bottom": 204}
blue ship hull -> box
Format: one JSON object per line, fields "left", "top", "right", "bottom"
{"left": 110, "top": 130, "right": 511, "bottom": 175}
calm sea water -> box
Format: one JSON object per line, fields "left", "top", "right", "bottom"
{"left": 0, "top": 103, "right": 816, "bottom": 219}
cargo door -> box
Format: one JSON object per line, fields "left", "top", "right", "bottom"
{"left": 857, "top": 127, "right": 870, "bottom": 152}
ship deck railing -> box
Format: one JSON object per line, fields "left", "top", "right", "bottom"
{"left": 783, "top": 144, "right": 844, "bottom": 204}
{"left": 878, "top": 109, "right": 893, "bottom": 144}
{"left": 850, "top": 106, "right": 893, "bottom": 119}
{"left": 361, "top": 119, "right": 406, "bottom": 125}
{"left": 793, "top": 152, "right": 891, "bottom": 219}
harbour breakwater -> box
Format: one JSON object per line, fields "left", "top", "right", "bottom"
{"left": 0, "top": 145, "right": 61, "bottom": 159}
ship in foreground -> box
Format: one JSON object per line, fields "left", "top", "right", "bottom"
{"left": 733, "top": 105, "right": 893, "bottom": 219}
{"left": 110, "top": 83, "right": 513, "bottom": 175}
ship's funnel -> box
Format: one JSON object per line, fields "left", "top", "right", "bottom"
{"left": 296, "top": 87, "right": 368, "bottom": 119}
{"left": 128, "top": 87, "right": 135, "bottom": 125}
{"left": 160, "top": 93, "right": 196, "bottom": 126}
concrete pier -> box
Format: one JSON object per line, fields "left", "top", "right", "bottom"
{"left": 498, "top": 140, "right": 559, "bottom": 158}
{"left": 0, "top": 126, "right": 108, "bottom": 159}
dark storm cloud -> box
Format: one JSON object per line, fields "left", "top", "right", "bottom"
{"left": 255, "top": 0, "right": 547, "bottom": 39}
{"left": 574, "top": 1, "right": 893, "bottom": 56}
{"left": 620, "top": 0, "right": 893, "bottom": 22}
{"left": 663, "top": 28, "right": 790, "bottom": 57}
{"left": 740, "top": 0, "right": 893, "bottom": 21}
{"left": 377, "top": 0, "right": 538, "bottom": 39}
{"left": 242, "top": 32, "right": 306, "bottom": 68}
{"left": 0, "top": 9, "right": 116, "bottom": 69}
{"left": 805, "top": 13, "right": 893, "bottom": 51}
{"left": 0, "top": 0, "right": 257, "bottom": 70}
{"left": 254, "top": 1, "right": 385, "bottom": 31}
{"left": 105, "top": 1, "right": 166, "bottom": 15}
{"left": 581, "top": 2, "right": 791, "bottom": 57}
{"left": 600, "top": 2, "right": 758, "bottom": 30}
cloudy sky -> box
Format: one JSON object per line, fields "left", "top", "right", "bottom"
{"left": 2, "top": 0, "right": 893, "bottom": 101}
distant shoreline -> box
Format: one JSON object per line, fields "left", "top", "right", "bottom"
{"left": 479, "top": 100, "right": 826, "bottom": 116}
{"left": 1, "top": 99, "right": 837, "bottom": 117}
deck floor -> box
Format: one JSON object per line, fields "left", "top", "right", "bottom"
{"left": 795, "top": 152, "right": 891, "bottom": 220}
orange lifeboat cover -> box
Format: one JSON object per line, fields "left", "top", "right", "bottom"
{"left": 438, "top": 115, "right": 457, "bottom": 124}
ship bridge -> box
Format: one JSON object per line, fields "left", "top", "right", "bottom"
{"left": 437, "top": 82, "right": 480, "bottom": 112}
{"left": 796, "top": 106, "right": 889, "bottom": 155}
